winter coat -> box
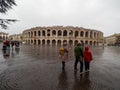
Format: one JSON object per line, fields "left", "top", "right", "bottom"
{"left": 84, "top": 46, "right": 92, "bottom": 62}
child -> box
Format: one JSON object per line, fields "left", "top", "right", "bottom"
{"left": 84, "top": 46, "right": 92, "bottom": 72}
{"left": 59, "top": 43, "right": 68, "bottom": 70}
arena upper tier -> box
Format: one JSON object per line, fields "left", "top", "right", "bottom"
{"left": 22, "top": 26, "right": 103, "bottom": 46}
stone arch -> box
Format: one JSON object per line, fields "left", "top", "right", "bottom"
{"left": 93, "top": 41, "right": 96, "bottom": 46}
{"left": 63, "top": 40, "right": 67, "bottom": 44}
{"left": 57, "top": 40, "right": 61, "bottom": 46}
{"left": 31, "top": 39, "right": 33, "bottom": 44}
{"left": 31, "top": 32, "right": 33, "bottom": 37}
{"left": 63, "top": 30, "right": 67, "bottom": 36}
{"left": 69, "top": 40, "right": 73, "bottom": 46}
{"left": 34, "top": 31, "right": 36, "bottom": 36}
{"left": 80, "top": 31, "right": 84, "bottom": 37}
{"left": 75, "top": 31, "right": 78, "bottom": 38}
{"left": 47, "top": 40, "right": 50, "bottom": 45}
{"left": 47, "top": 29, "right": 50, "bottom": 36}
{"left": 85, "top": 31, "right": 88, "bottom": 38}
{"left": 42, "top": 39, "right": 45, "bottom": 45}
{"left": 52, "top": 30, "right": 56, "bottom": 36}
{"left": 42, "top": 31, "right": 45, "bottom": 36}
{"left": 38, "top": 31, "right": 41, "bottom": 36}
{"left": 74, "top": 40, "right": 78, "bottom": 46}
{"left": 58, "top": 30, "right": 62, "bottom": 36}
{"left": 52, "top": 39, "right": 56, "bottom": 45}
{"left": 85, "top": 40, "right": 88, "bottom": 45}
{"left": 34, "top": 39, "right": 36, "bottom": 45}
{"left": 90, "top": 41, "right": 92, "bottom": 45}
{"left": 38, "top": 39, "right": 41, "bottom": 45}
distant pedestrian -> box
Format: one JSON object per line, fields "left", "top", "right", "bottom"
{"left": 84, "top": 46, "right": 92, "bottom": 72}
{"left": 74, "top": 43, "right": 84, "bottom": 74}
{"left": 11, "top": 41, "right": 14, "bottom": 50}
{"left": 59, "top": 43, "right": 69, "bottom": 70}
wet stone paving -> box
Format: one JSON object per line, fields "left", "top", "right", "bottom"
{"left": 0, "top": 44, "right": 120, "bottom": 90}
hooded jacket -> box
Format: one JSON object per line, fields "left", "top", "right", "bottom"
{"left": 84, "top": 46, "right": 92, "bottom": 62}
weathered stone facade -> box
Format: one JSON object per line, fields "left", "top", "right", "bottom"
{"left": 9, "top": 34, "right": 23, "bottom": 43}
{"left": 0, "top": 32, "right": 8, "bottom": 42}
{"left": 22, "top": 26, "right": 103, "bottom": 46}
{"left": 104, "top": 33, "right": 120, "bottom": 46}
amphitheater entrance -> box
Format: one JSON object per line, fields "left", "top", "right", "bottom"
{"left": 52, "top": 40, "right": 56, "bottom": 46}
{"left": 47, "top": 40, "right": 50, "bottom": 46}
{"left": 75, "top": 40, "right": 78, "bottom": 46}
{"left": 57, "top": 40, "right": 61, "bottom": 46}
{"left": 42, "top": 40, "right": 45, "bottom": 45}
{"left": 69, "top": 40, "right": 73, "bottom": 46}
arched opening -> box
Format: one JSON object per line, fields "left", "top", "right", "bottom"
{"left": 38, "top": 31, "right": 41, "bottom": 36}
{"left": 42, "top": 39, "right": 45, "bottom": 45}
{"left": 47, "top": 29, "right": 50, "bottom": 36}
{"left": 85, "top": 31, "right": 88, "bottom": 38}
{"left": 34, "top": 39, "right": 36, "bottom": 45}
{"left": 63, "top": 30, "right": 67, "bottom": 36}
{"left": 58, "top": 30, "right": 62, "bottom": 36}
{"left": 52, "top": 40, "right": 56, "bottom": 46}
{"left": 85, "top": 40, "right": 88, "bottom": 45}
{"left": 47, "top": 40, "right": 50, "bottom": 45}
{"left": 74, "top": 40, "right": 78, "bottom": 46}
{"left": 75, "top": 31, "right": 78, "bottom": 38}
{"left": 34, "top": 31, "right": 36, "bottom": 36}
{"left": 52, "top": 30, "right": 56, "bottom": 36}
{"left": 38, "top": 40, "right": 41, "bottom": 45}
{"left": 94, "top": 41, "right": 96, "bottom": 46}
{"left": 90, "top": 41, "right": 92, "bottom": 45}
{"left": 63, "top": 40, "right": 67, "bottom": 44}
{"left": 31, "top": 40, "right": 33, "bottom": 44}
{"left": 69, "top": 40, "right": 73, "bottom": 46}
{"left": 80, "top": 31, "right": 84, "bottom": 37}
{"left": 57, "top": 40, "right": 61, "bottom": 46}
{"left": 31, "top": 32, "right": 33, "bottom": 37}
{"left": 42, "top": 31, "right": 45, "bottom": 36}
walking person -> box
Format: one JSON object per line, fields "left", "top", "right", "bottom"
{"left": 74, "top": 43, "right": 84, "bottom": 74}
{"left": 59, "top": 43, "right": 69, "bottom": 70}
{"left": 11, "top": 41, "right": 14, "bottom": 50}
{"left": 84, "top": 46, "right": 92, "bottom": 72}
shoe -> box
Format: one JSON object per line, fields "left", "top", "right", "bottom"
{"left": 80, "top": 72, "right": 83, "bottom": 74}
{"left": 85, "top": 70, "right": 89, "bottom": 72}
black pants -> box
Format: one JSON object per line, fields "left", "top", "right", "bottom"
{"left": 74, "top": 56, "right": 83, "bottom": 72}
{"left": 85, "top": 61, "right": 90, "bottom": 70}
{"left": 62, "top": 61, "right": 65, "bottom": 70}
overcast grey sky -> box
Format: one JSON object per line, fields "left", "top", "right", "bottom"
{"left": 0, "top": 0, "right": 120, "bottom": 36}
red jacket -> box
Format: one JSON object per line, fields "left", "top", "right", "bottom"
{"left": 84, "top": 46, "right": 92, "bottom": 62}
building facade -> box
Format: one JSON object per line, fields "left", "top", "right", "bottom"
{"left": 22, "top": 26, "right": 103, "bottom": 46}
{"left": 0, "top": 32, "right": 8, "bottom": 42}
{"left": 9, "top": 34, "right": 23, "bottom": 43}
{"left": 104, "top": 33, "right": 120, "bottom": 46}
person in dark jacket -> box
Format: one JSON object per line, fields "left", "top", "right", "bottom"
{"left": 74, "top": 43, "right": 84, "bottom": 74}
{"left": 84, "top": 46, "right": 92, "bottom": 72}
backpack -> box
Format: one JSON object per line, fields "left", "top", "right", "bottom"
{"left": 59, "top": 48, "right": 64, "bottom": 55}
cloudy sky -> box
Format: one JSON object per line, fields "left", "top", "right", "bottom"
{"left": 0, "top": 0, "right": 120, "bottom": 36}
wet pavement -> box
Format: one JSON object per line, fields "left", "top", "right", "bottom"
{"left": 0, "top": 45, "right": 120, "bottom": 90}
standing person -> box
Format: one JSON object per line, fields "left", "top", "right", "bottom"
{"left": 74, "top": 43, "right": 84, "bottom": 74}
{"left": 11, "top": 41, "right": 14, "bottom": 50}
{"left": 59, "top": 43, "right": 69, "bottom": 70}
{"left": 84, "top": 46, "right": 92, "bottom": 72}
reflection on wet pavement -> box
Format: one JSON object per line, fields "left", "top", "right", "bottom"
{"left": 0, "top": 45, "right": 120, "bottom": 90}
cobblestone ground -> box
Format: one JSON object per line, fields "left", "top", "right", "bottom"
{"left": 0, "top": 45, "right": 120, "bottom": 90}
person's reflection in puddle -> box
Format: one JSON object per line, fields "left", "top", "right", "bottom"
{"left": 15, "top": 47, "right": 20, "bottom": 54}
{"left": 73, "top": 71, "right": 91, "bottom": 90}
{"left": 2, "top": 49, "right": 10, "bottom": 59}
{"left": 58, "top": 70, "right": 68, "bottom": 90}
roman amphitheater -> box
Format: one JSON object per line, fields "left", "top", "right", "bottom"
{"left": 22, "top": 26, "right": 103, "bottom": 46}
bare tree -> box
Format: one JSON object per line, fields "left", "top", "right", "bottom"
{"left": 0, "top": 0, "right": 17, "bottom": 29}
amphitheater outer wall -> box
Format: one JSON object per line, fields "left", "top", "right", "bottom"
{"left": 22, "top": 26, "right": 103, "bottom": 46}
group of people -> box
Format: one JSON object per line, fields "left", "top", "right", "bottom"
{"left": 2, "top": 40, "right": 20, "bottom": 50}
{"left": 59, "top": 42, "right": 92, "bottom": 74}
